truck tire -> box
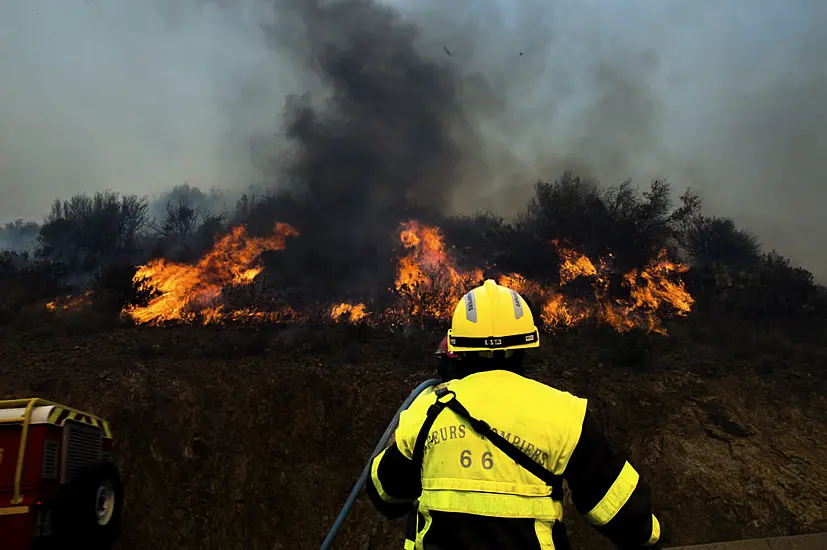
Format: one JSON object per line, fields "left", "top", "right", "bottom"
{"left": 56, "top": 462, "right": 124, "bottom": 550}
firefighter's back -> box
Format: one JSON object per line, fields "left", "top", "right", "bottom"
{"left": 395, "top": 369, "right": 587, "bottom": 549}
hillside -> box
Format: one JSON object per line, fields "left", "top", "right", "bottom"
{"left": 2, "top": 311, "right": 825, "bottom": 550}
{"left": 3, "top": 174, "right": 827, "bottom": 549}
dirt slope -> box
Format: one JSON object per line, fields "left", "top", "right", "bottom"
{"left": 1, "top": 315, "right": 826, "bottom": 550}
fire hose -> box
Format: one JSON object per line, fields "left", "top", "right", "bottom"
{"left": 320, "top": 378, "right": 441, "bottom": 550}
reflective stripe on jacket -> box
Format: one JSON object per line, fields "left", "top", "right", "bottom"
{"left": 366, "top": 369, "right": 662, "bottom": 550}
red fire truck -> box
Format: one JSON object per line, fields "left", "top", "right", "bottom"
{"left": 0, "top": 398, "right": 123, "bottom": 550}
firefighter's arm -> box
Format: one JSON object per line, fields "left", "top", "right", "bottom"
{"left": 365, "top": 432, "right": 421, "bottom": 520}
{"left": 562, "top": 408, "right": 662, "bottom": 549}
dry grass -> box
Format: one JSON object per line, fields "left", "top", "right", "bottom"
{"left": 1, "top": 313, "right": 826, "bottom": 549}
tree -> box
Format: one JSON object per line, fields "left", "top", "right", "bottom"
{"left": 159, "top": 195, "right": 199, "bottom": 241}
{"left": 38, "top": 191, "right": 149, "bottom": 271}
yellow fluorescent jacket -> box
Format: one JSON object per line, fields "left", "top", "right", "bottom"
{"left": 367, "top": 370, "right": 662, "bottom": 550}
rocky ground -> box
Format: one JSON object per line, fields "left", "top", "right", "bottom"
{"left": 1, "top": 310, "right": 826, "bottom": 550}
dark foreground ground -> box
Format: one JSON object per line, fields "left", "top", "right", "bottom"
{"left": 2, "top": 311, "right": 826, "bottom": 550}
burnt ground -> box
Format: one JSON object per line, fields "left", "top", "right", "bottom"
{"left": 1, "top": 310, "right": 826, "bottom": 550}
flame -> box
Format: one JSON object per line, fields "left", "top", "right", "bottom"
{"left": 122, "top": 223, "right": 299, "bottom": 325}
{"left": 541, "top": 294, "right": 591, "bottom": 327}
{"left": 554, "top": 240, "right": 598, "bottom": 285}
{"left": 392, "top": 221, "right": 482, "bottom": 319}
{"left": 626, "top": 249, "right": 693, "bottom": 314}
{"left": 200, "top": 306, "right": 301, "bottom": 326}
{"left": 45, "top": 290, "right": 94, "bottom": 313}
{"left": 101, "top": 215, "right": 693, "bottom": 335}
{"left": 383, "top": 224, "right": 693, "bottom": 334}
{"left": 537, "top": 243, "right": 694, "bottom": 334}
{"left": 330, "top": 303, "right": 367, "bottom": 323}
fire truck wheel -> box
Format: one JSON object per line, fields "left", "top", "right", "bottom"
{"left": 57, "top": 462, "right": 124, "bottom": 549}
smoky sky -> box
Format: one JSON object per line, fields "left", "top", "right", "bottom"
{"left": 1, "top": 0, "right": 826, "bottom": 278}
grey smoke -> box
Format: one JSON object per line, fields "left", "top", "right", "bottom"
{"left": 1, "top": 0, "right": 826, "bottom": 278}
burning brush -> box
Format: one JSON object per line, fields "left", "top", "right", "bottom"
{"left": 93, "top": 218, "right": 692, "bottom": 334}
{"left": 122, "top": 222, "right": 300, "bottom": 325}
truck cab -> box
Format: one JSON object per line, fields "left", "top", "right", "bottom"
{"left": 0, "top": 398, "right": 123, "bottom": 550}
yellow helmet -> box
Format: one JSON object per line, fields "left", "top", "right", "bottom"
{"left": 447, "top": 279, "right": 540, "bottom": 353}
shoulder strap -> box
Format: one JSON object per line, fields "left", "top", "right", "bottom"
{"left": 411, "top": 393, "right": 450, "bottom": 465}
{"left": 412, "top": 387, "right": 564, "bottom": 501}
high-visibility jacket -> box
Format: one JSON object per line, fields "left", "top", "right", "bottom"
{"left": 366, "top": 369, "right": 662, "bottom": 550}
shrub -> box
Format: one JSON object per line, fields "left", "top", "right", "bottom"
{"left": 516, "top": 173, "right": 701, "bottom": 271}
{"left": 684, "top": 216, "right": 761, "bottom": 269}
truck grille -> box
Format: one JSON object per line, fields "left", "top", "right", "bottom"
{"left": 42, "top": 439, "right": 59, "bottom": 480}
{"left": 64, "top": 422, "right": 102, "bottom": 482}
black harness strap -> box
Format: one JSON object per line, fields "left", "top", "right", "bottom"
{"left": 411, "top": 395, "right": 450, "bottom": 466}
{"left": 406, "top": 393, "right": 451, "bottom": 541}
{"left": 413, "top": 387, "right": 564, "bottom": 501}
{"left": 404, "top": 509, "right": 419, "bottom": 546}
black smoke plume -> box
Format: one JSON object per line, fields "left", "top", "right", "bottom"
{"left": 249, "top": 0, "right": 469, "bottom": 300}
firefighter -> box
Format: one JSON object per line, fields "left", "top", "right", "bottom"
{"left": 366, "top": 279, "right": 663, "bottom": 550}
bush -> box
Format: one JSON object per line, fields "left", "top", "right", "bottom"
{"left": 7, "top": 169, "right": 825, "bottom": 336}
{"left": 0, "top": 252, "right": 67, "bottom": 326}
{"left": 684, "top": 216, "right": 761, "bottom": 269}
{"left": 38, "top": 191, "right": 149, "bottom": 273}
{"left": 698, "top": 251, "right": 826, "bottom": 319}
{"left": 516, "top": 173, "right": 701, "bottom": 271}
{"left": 151, "top": 192, "right": 229, "bottom": 263}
